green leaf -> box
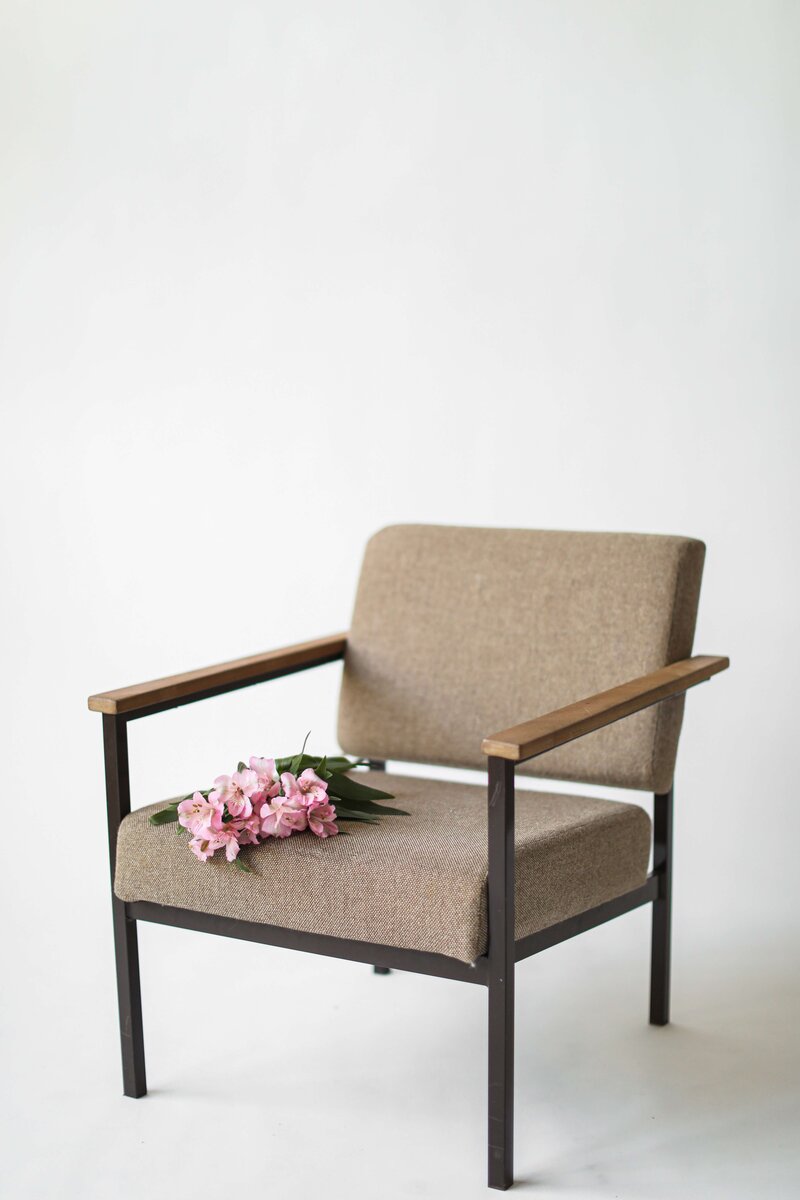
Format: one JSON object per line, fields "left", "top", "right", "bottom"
{"left": 149, "top": 806, "right": 180, "bottom": 826}
{"left": 325, "top": 756, "right": 366, "bottom": 773}
{"left": 272, "top": 754, "right": 370, "bottom": 775}
{"left": 275, "top": 752, "right": 324, "bottom": 774}
{"left": 328, "top": 794, "right": 409, "bottom": 816}
{"left": 237, "top": 761, "right": 247, "bottom": 773}
{"left": 234, "top": 856, "right": 253, "bottom": 873}
{"left": 315, "top": 755, "right": 331, "bottom": 781}
{"left": 324, "top": 773, "right": 396, "bottom": 804}
{"left": 333, "top": 809, "right": 380, "bottom": 824}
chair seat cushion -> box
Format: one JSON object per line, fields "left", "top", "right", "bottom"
{"left": 114, "top": 772, "right": 651, "bottom": 963}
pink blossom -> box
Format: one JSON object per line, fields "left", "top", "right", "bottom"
{"left": 234, "top": 810, "right": 262, "bottom": 847}
{"left": 281, "top": 769, "right": 329, "bottom": 809}
{"left": 177, "top": 792, "right": 220, "bottom": 837}
{"left": 249, "top": 756, "right": 280, "bottom": 800}
{"left": 213, "top": 826, "right": 242, "bottom": 862}
{"left": 176, "top": 751, "right": 363, "bottom": 863}
{"left": 188, "top": 834, "right": 225, "bottom": 862}
{"left": 210, "top": 769, "right": 259, "bottom": 819}
{"left": 203, "top": 806, "right": 253, "bottom": 857}
{"left": 260, "top": 795, "right": 308, "bottom": 838}
{"left": 307, "top": 802, "right": 338, "bottom": 838}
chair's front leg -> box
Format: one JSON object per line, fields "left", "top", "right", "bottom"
{"left": 649, "top": 788, "right": 674, "bottom": 1026}
{"left": 103, "top": 715, "right": 147, "bottom": 1097}
{"left": 487, "top": 757, "right": 515, "bottom": 1190}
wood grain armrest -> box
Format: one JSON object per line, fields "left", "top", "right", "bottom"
{"left": 88, "top": 633, "right": 348, "bottom": 716}
{"left": 481, "top": 654, "right": 729, "bottom": 763}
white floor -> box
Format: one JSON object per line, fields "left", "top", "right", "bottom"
{"left": 4, "top": 897, "right": 798, "bottom": 1200}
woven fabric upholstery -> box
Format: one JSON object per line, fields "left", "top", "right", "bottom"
{"left": 337, "top": 526, "right": 705, "bottom": 792}
{"left": 115, "top": 773, "right": 651, "bottom": 963}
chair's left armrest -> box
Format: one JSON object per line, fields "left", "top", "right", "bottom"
{"left": 481, "top": 654, "right": 729, "bottom": 764}
{"left": 88, "top": 633, "right": 348, "bottom": 717}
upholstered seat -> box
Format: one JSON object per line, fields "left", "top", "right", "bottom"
{"left": 114, "top": 771, "right": 650, "bottom": 963}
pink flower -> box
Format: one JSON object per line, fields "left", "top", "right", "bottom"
{"left": 249, "top": 756, "right": 280, "bottom": 800}
{"left": 203, "top": 806, "right": 253, "bottom": 859}
{"left": 307, "top": 802, "right": 338, "bottom": 838}
{"left": 177, "top": 792, "right": 220, "bottom": 837}
{"left": 188, "top": 834, "right": 224, "bottom": 862}
{"left": 210, "top": 769, "right": 260, "bottom": 819}
{"left": 213, "top": 826, "right": 242, "bottom": 862}
{"left": 281, "top": 769, "right": 329, "bottom": 809}
{"left": 234, "top": 809, "right": 263, "bottom": 847}
{"left": 260, "top": 795, "right": 308, "bottom": 838}
{"left": 180, "top": 754, "right": 350, "bottom": 860}
{"left": 188, "top": 819, "right": 243, "bottom": 862}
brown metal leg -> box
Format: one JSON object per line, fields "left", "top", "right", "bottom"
{"left": 650, "top": 788, "right": 673, "bottom": 1026}
{"left": 487, "top": 757, "right": 515, "bottom": 1189}
{"left": 103, "top": 714, "right": 147, "bottom": 1096}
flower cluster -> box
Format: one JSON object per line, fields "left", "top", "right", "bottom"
{"left": 177, "top": 758, "right": 339, "bottom": 865}
{"left": 149, "top": 747, "right": 406, "bottom": 870}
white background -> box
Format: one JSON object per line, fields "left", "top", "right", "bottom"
{"left": 2, "top": 2, "right": 798, "bottom": 1197}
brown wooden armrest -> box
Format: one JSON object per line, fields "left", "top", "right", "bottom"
{"left": 88, "top": 633, "right": 348, "bottom": 716}
{"left": 481, "top": 654, "right": 729, "bottom": 763}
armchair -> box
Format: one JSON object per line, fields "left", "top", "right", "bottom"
{"left": 89, "top": 525, "right": 728, "bottom": 1190}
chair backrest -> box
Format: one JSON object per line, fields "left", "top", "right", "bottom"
{"left": 337, "top": 525, "right": 705, "bottom": 792}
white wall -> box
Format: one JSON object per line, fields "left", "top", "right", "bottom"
{"left": 2, "top": 1, "right": 798, "bottom": 1176}
{"left": 6, "top": 0, "right": 798, "bottom": 906}
{"left": 3, "top": 0, "right": 798, "bottom": 924}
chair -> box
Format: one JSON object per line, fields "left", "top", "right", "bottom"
{"left": 88, "top": 524, "right": 728, "bottom": 1190}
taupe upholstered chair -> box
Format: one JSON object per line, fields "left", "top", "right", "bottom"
{"left": 89, "top": 525, "right": 728, "bottom": 1190}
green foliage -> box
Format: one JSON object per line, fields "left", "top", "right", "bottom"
{"left": 148, "top": 804, "right": 179, "bottom": 826}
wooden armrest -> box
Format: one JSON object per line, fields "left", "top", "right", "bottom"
{"left": 88, "top": 633, "right": 348, "bottom": 716}
{"left": 481, "top": 654, "right": 729, "bottom": 763}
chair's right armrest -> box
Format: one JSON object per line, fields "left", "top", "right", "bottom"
{"left": 88, "top": 633, "right": 348, "bottom": 717}
{"left": 481, "top": 654, "right": 729, "bottom": 764}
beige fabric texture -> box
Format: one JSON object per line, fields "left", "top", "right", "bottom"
{"left": 115, "top": 772, "right": 651, "bottom": 963}
{"left": 337, "top": 525, "right": 705, "bottom": 792}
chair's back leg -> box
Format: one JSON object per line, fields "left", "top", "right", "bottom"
{"left": 487, "top": 758, "right": 515, "bottom": 1190}
{"left": 649, "top": 788, "right": 673, "bottom": 1026}
{"left": 103, "top": 714, "right": 147, "bottom": 1097}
